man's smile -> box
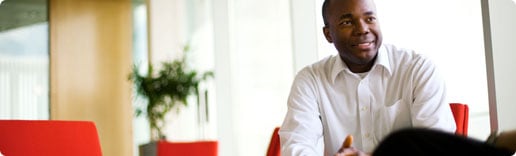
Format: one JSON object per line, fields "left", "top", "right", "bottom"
{"left": 352, "top": 40, "right": 375, "bottom": 50}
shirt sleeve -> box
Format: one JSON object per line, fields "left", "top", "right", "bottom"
{"left": 279, "top": 68, "right": 324, "bottom": 156}
{"left": 410, "top": 56, "right": 456, "bottom": 133}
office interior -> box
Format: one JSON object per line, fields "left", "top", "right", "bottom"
{"left": 0, "top": 0, "right": 515, "bottom": 156}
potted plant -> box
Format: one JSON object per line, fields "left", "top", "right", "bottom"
{"left": 129, "top": 45, "right": 213, "bottom": 154}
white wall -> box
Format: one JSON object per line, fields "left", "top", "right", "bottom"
{"left": 290, "top": 0, "right": 319, "bottom": 72}
{"left": 482, "top": 0, "right": 516, "bottom": 132}
{"left": 227, "top": 0, "right": 293, "bottom": 155}
{"left": 212, "top": 0, "right": 236, "bottom": 156}
{"left": 213, "top": 0, "right": 296, "bottom": 155}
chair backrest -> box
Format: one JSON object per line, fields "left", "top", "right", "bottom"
{"left": 266, "top": 127, "right": 281, "bottom": 156}
{"left": 449, "top": 103, "right": 469, "bottom": 136}
{"left": 157, "top": 140, "right": 218, "bottom": 156}
{"left": 0, "top": 120, "right": 102, "bottom": 156}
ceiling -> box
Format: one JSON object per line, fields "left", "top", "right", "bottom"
{"left": 0, "top": 0, "right": 47, "bottom": 32}
{"left": 0, "top": 0, "right": 147, "bottom": 32}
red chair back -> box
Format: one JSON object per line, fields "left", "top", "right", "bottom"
{"left": 449, "top": 103, "right": 469, "bottom": 136}
{"left": 266, "top": 127, "right": 281, "bottom": 156}
{"left": 157, "top": 140, "right": 218, "bottom": 156}
{"left": 0, "top": 120, "right": 102, "bottom": 156}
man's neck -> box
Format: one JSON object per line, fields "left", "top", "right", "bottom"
{"left": 347, "top": 63, "right": 374, "bottom": 73}
{"left": 344, "top": 56, "right": 377, "bottom": 73}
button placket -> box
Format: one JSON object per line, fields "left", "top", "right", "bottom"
{"left": 357, "top": 78, "right": 373, "bottom": 150}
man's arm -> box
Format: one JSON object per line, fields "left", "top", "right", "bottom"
{"left": 280, "top": 69, "right": 323, "bottom": 156}
{"left": 410, "top": 56, "right": 456, "bottom": 132}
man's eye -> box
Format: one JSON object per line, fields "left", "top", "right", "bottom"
{"left": 366, "top": 17, "right": 376, "bottom": 22}
{"left": 340, "top": 21, "right": 352, "bottom": 25}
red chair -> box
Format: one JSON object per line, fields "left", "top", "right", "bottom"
{"left": 266, "top": 127, "right": 281, "bottom": 156}
{"left": 157, "top": 140, "right": 218, "bottom": 156}
{"left": 449, "top": 103, "right": 469, "bottom": 136}
{"left": 0, "top": 120, "right": 102, "bottom": 156}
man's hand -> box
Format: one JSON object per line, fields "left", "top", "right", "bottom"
{"left": 343, "top": 135, "right": 353, "bottom": 148}
{"left": 334, "top": 135, "right": 370, "bottom": 156}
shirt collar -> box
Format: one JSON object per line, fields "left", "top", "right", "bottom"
{"left": 376, "top": 45, "right": 392, "bottom": 75}
{"left": 331, "top": 44, "right": 392, "bottom": 83}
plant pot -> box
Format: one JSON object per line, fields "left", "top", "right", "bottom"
{"left": 139, "top": 141, "right": 157, "bottom": 156}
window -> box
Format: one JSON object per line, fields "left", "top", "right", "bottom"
{"left": 131, "top": 1, "right": 150, "bottom": 155}
{"left": 0, "top": 0, "right": 49, "bottom": 120}
{"left": 227, "top": 0, "right": 293, "bottom": 155}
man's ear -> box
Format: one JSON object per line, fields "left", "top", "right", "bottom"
{"left": 323, "top": 26, "right": 333, "bottom": 43}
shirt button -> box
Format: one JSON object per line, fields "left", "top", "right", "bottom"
{"left": 361, "top": 106, "right": 369, "bottom": 111}
{"left": 364, "top": 133, "right": 371, "bottom": 138}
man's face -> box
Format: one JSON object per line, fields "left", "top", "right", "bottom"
{"left": 323, "top": 0, "right": 383, "bottom": 66}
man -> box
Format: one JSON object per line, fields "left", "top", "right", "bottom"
{"left": 279, "top": 0, "right": 456, "bottom": 155}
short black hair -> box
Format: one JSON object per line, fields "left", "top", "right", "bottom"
{"left": 322, "top": 0, "right": 330, "bottom": 26}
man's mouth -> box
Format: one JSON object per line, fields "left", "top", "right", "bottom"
{"left": 352, "top": 41, "right": 375, "bottom": 49}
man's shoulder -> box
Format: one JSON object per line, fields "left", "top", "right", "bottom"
{"left": 313, "top": 55, "right": 337, "bottom": 68}
{"left": 382, "top": 43, "right": 429, "bottom": 63}
{"left": 382, "top": 43, "right": 438, "bottom": 75}
{"left": 383, "top": 43, "right": 415, "bottom": 56}
{"left": 295, "top": 55, "right": 337, "bottom": 79}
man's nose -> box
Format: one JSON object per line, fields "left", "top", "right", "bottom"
{"left": 353, "top": 21, "right": 369, "bottom": 35}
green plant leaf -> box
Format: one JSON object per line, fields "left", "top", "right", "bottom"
{"left": 128, "top": 45, "right": 214, "bottom": 140}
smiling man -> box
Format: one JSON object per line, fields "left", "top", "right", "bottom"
{"left": 322, "top": 0, "right": 382, "bottom": 73}
{"left": 279, "top": 0, "right": 456, "bottom": 155}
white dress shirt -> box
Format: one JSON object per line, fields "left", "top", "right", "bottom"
{"left": 279, "top": 44, "right": 456, "bottom": 156}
